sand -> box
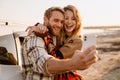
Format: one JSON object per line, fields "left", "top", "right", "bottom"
{"left": 79, "top": 29, "right": 120, "bottom": 80}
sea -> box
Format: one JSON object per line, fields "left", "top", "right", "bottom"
{"left": 83, "top": 27, "right": 120, "bottom": 35}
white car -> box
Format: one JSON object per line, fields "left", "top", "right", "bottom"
{"left": 0, "top": 26, "right": 27, "bottom": 80}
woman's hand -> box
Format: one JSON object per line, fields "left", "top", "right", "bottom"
{"left": 26, "top": 23, "right": 48, "bottom": 35}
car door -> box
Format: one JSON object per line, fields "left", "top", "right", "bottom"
{"left": 0, "top": 31, "right": 23, "bottom": 80}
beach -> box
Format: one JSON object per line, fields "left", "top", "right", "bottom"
{"left": 80, "top": 29, "right": 120, "bottom": 80}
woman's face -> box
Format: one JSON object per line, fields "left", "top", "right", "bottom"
{"left": 64, "top": 10, "right": 76, "bottom": 35}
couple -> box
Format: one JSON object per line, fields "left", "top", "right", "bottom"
{"left": 21, "top": 5, "right": 97, "bottom": 80}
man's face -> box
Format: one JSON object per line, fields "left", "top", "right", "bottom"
{"left": 45, "top": 11, "right": 64, "bottom": 36}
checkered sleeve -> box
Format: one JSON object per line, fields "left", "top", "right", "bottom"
{"left": 22, "top": 34, "right": 53, "bottom": 80}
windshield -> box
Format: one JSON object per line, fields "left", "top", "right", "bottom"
{"left": 0, "top": 34, "right": 18, "bottom": 65}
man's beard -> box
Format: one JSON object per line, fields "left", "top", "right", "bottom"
{"left": 47, "top": 23, "right": 58, "bottom": 37}
{"left": 47, "top": 26, "right": 54, "bottom": 36}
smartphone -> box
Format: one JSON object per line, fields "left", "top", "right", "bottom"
{"left": 82, "top": 34, "right": 96, "bottom": 51}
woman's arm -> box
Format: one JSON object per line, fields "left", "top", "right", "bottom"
{"left": 59, "top": 37, "right": 82, "bottom": 58}
{"left": 26, "top": 23, "right": 48, "bottom": 36}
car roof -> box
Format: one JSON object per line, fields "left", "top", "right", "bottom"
{"left": 0, "top": 25, "right": 27, "bottom": 36}
{"left": 0, "top": 26, "right": 13, "bottom": 36}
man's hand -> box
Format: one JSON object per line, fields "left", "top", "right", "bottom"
{"left": 71, "top": 45, "right": 98, "bottom": 70}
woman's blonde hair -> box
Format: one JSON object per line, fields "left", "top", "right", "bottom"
{"left": 58, "top": 5, "right": 82, "bottom": 45}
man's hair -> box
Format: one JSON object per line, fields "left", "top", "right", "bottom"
{"left": 44, "top": 7, "right": 65, "bottom": 19}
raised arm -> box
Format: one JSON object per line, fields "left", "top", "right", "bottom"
{"left": 46, "top": 45, "right": 98, "bottom": 74}
{"left": 26, "top": 23, "right": 48, "bottom": 36}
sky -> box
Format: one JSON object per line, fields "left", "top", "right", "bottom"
{"left": 0, "top": 0, "right": 120, "bottom": 27}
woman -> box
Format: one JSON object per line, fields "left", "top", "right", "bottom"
{"left": 26, "top": 5, "right": 83, "bottom": 80}
{"left": 58, "top": 5, "right": 82, "bottom": 59}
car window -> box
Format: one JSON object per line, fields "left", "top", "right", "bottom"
{"left": 0, "top": 34, "right": 18, "bottom": 65}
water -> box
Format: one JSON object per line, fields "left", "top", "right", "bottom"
{"left": 83, "top": 28, "right": 120, "bottom": 35}
{"left": 82, "top": 29, "right": 104, "bottom": 35}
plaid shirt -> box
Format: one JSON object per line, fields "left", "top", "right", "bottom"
{"left": 21, "top": 33, "right": 53, "bottom": 80}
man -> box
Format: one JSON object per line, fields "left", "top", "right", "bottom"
{"left": 21, "top": 6, "right": 97, "bottom": 80}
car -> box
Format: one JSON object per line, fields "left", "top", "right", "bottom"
{"left": 0, "top": 26, "right": 27, "bottom": 80}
